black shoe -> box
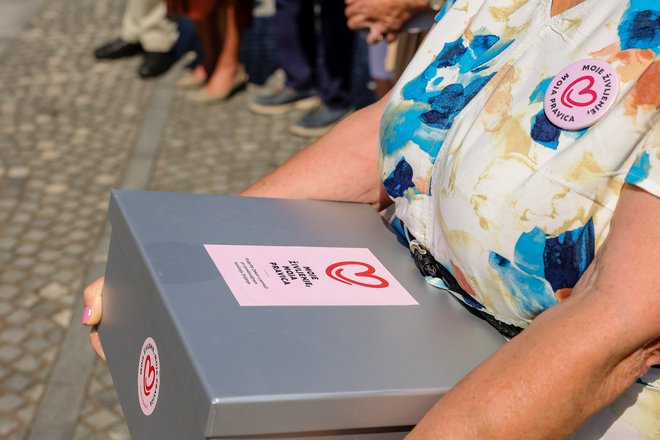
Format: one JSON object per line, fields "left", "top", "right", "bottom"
{"left": 137, "top": 51, "right": 176, "bottom": 78}
{"left": 289, "top": 105, "right": 352, "bottom": 138}
{"left": 248, "top": 87, "right": 320, "bottom": 115}
{"left": 94, "top": 38, "right": 143, "bottom": 60}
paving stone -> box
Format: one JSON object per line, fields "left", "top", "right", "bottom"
{"left": 52, "top": 308, "right": 73, "bottom": 328}
{"left": 25, "top": 383, "right": 45, "bottom": 402}
{"left": 7, "top": 429, "right": 27, "bottom": 440}
{"left": 24, "top": 337, "right": 52, "bottom": 354}
{"left": 0, "top": 346, "right": 23, "bottom": 363}
{"left": 0, "top": 366, "right": 9, "bottom": 381}
{"left": 23, "top": 230, "right": 49, "bottom": 242}
{"left": 0, "top": 271, "right": 26, "bottom": 284}
{"left": 12, "top": 256, "right": 35, "bottom": 269}
{"left": 32, "top": 262, "right": 56, "bottom": 276}
{"left": 23, "top": 277, "right": 49, "bottom": 292}
{"left": 7, "top": 166, "right": 30, "bottom": 179}
{"left": 0, "top": 302, "right": 11, "bottom": 317}
{"left": 12, "top": 353, "right": 42, "bottom": 374}
{"left": 0, "top": 417, "right": 18, "bottom": 437}
{"left": 40, "top": 347, "right": 59, "bottom": 365}
{"left": 5, "top": 308, "right": 30, "bottom": 325}
{"left": 31, "top": 300, "right": 59, "bottom": 318}
{"left": 43, "top": 182, "right": 69, "bottom": 195}
{"left": 0, "top": 238, "right": 18, "bottom": 251}
{"left": 107, "top": 423, "right": 131, "bottom": 440}
{"left": 15, "top": 243, "right": 39, "bottom": 255}
{"left": 3, "top": 373, "right": 31, "bottom": 392}
{"left": 39, "top": 281, "right": 69, "bottom": 301}
{"left": 1, "top": 327, "right": 29, "bottom": 344}
{"left": 84, "top": 408, "right": 119, "bottom": 431}
{"left": 14, "top": 405, "right": 35, "bottom": 425}
{"left": 0, "top": 286, "right": 19, "bottom": 300}
{"left": 72, "top": 423, "right": 93, "bottom": 440}
{"left": 0, "top": 394, "right": 25, "bottom": 412}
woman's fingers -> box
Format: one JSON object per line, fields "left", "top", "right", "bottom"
{"left": 89, "top": 327, "right": 107, "bottom": 361}
{"left": 82, "top": 276, "right": 104, "bottom": 327}
{"left": 345, "top": 0, "right": 373, "bottom": 30}
{"left": 385, "top": 31, "right": 398, "bottom": 43}
{"left": 83, "top": 277, "right": 106, "bottom": 360}
{"left": 347, "top": 12, "right": 370, "bottom": 29}
{"left": 366, "top": 23, "right": 387, "bottom": 44}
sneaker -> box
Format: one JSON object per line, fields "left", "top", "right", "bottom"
{"left": 248, "top": 87, "right": 320, "bottom": 115}
{"left": 289, "top": 105, "right": 352, "bottom": 138}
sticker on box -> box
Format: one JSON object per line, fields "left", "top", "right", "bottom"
{"left": 137, "top": 337, "right": 160, "bottom": 416}
{"left": 204, "top": 245, "right": 418, "bottom": 306}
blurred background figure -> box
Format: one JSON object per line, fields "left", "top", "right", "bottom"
{"left": 168, "top": 0, "right": 254, "bottom": 104}
{"left": 94, "top": 0, "right": 180, "bottom": 78}
{"left": 345, "top": 0, "right": 452, "bottom": 82}
{"left": 249, "top": 0, "right": 356, "bottom": 138}
{"left": 366, "top": 40, "right": 393, "bottom": 99}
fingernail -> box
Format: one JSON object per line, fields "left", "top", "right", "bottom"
{"left": 82, "top": 306, "right": 92, "bottom": 325}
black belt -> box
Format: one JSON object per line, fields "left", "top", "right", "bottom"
{"left": 409, "top": 241, "right": 524, "bottom": 340}
{"left": 408, "top": 241, "right": 660, "bottom": 365}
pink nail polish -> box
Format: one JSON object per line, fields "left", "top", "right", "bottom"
{"left": 82, "top": 306, "right": 92, "bottom": 325}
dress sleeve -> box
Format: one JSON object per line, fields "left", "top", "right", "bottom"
{"left": 625, "top": 117, "right": 660, "bottom": 198}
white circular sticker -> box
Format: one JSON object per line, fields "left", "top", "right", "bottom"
{"left": 137, "top": 337, "right": 160, "bottom": 416}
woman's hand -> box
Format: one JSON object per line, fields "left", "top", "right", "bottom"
{"left": 408, "top": 184, "right": 660, "bottom": 439}
{"left": 82, "top": 276, "right": 106, "bottom": 360}
{"left": 345, "top": 0, "right": 431, "bottom": 44}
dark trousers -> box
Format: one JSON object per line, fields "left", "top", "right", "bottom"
{"left": 275, "top": 0, "right": 355, "bottom": 108}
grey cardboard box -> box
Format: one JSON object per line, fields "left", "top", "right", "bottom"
{"left": 99, "top": 190, "right": 504, "bottom": 439}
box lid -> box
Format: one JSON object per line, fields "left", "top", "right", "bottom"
{"left": 105, "top": 190, "right": 504, "bottom": 438}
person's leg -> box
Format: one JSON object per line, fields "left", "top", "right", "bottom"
{"left": 316, "top": 0, "right": 354, "bottom": 109}
{"left": 110, "top": 0, "right": 180, "bottom": 77}
{"left": 202, "top": 0, "right": 246, "bottom": 96}
{"left": 93, "top": 0, "right": 146, "bottom": 59}
{"left": 368, "top": 40, "right": 394, "bottom": 99}
{"left": 289, "top": 0, "right": 355, "bottom": 137}
{"left": 276, "top": 0, "right": 316, "bottom": 91}
{"left": 193, "top": 13, "right": 221, "bottom": 77}
{"left": 248, "top": 0, "right": 320, "bottom": 114}
{"left": 174, "top": 16, "right": 208, "bottom": 88}
{"left": 124, "top": 0, "right": 178, "bottom": 54}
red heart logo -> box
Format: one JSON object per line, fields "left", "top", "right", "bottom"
{"left": 561, "top": 75, "right": 597, "bottom": 108}
{"left": 143, "top": 354, "right": 156, "bottom": 396}
{"left": 326, "top": 261, "right": 390, "bottom": 289}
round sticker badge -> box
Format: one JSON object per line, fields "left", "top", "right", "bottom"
{"left": 137, "top": 337, "right": 160, "bottom": 416}
{"left": 543, "top": 59, "right": 619, "bottom": 130}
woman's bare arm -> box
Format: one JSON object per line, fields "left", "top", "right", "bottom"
{"left": 408, "top": 184, "right": 660, "bottom": 439}
{"left": 241, "top": 95, "right": 392, "bottom": 211}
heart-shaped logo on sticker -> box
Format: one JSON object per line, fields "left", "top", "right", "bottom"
{"left": 561, "top": 75, "right": 598, "bottom": 108}
{"left": 143, "top": 354, "right": 156, "bottom": 396}
{"left": 326, "top": 261, "right": 390, "bottom": 288}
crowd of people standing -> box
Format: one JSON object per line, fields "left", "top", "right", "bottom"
{"left": 93, "top": 0, "right": 440, "bottom": 137}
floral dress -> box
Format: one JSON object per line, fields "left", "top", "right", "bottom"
{"left": 379, "top": 0, "right": 659, "bottom": 437}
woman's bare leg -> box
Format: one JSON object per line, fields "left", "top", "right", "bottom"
{"left": 203, "top": 0, "right": 244, "bottom": 95}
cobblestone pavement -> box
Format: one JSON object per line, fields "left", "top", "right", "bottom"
{"left": 0, "top": 0, "right": 354, "bottom": 437}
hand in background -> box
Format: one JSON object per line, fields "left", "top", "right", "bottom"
{"left": 345, "top": 0, "right": 430, "bottom": 43}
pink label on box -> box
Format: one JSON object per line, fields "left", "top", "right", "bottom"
{"left": 204, "top": 245, "right": 418, "bottom": 306}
